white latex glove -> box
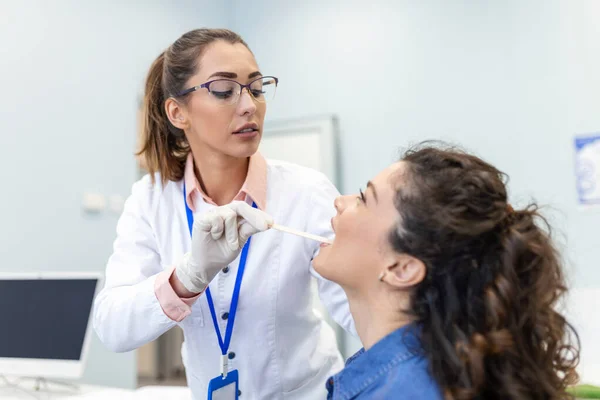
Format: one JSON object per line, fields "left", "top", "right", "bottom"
{"left": 176, "top": 201, "right": 273, "bottom": 293}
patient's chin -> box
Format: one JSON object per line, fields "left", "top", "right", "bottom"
{"left": 312, "top": 246, "right": 334, "bottom": 279}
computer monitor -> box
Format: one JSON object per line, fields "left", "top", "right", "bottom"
{"left": 0, "top": 272, "right": 103, "bottom": 380}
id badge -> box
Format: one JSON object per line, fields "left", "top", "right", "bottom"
{"left": 208, "top": 369, "right": 239, "bottom": 400}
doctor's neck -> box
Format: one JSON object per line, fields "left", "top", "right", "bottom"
{"left": 191, "top": 146, "right": 249, "bottom": 206}
{"left": 346, "top": 287, "right": 413, "bottom": 351}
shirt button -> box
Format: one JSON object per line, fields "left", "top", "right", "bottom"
{"left": 228, "top": 352, "right": 236, "bottom": 360}
{"left": 238, "top": 390, "right": 242, "bottom": 396}
{"left": 221, "top": 312, "right": 229, "bottom": 320}
{"left": 222, "top": 266, "right": 229, "bottom": 274}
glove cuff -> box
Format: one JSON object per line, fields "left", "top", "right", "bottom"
{"left": 175, "top": 253, "right": 208, "bottom": 294}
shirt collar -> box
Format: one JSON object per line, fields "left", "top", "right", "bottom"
{"left": 328, "top": 324, "right": 422, "bottom": 399}
{"left": 184, "top": 152, "right": 268, "bottom": 212}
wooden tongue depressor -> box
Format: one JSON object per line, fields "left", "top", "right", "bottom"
{"left": 269, "top": 223, "right": 333, "bottom": 245}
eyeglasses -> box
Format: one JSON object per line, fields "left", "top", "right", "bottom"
{"left": 174, "top": 76, "right": 278, "bottom": 105}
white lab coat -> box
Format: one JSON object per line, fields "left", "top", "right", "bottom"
{"left": 93, "top": 160, "right": 355, "bottom": 400}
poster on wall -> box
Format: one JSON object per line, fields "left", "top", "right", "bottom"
{"left": 575, "top": 133, "right": 600, "bottom": 207}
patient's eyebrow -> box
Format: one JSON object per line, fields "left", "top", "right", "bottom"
{"left": 367, "top": 181, "right": 378, "bottom": 203}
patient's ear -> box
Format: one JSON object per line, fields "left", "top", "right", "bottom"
{"left": 382, "top": 254, "right": 426, "bottom": 288}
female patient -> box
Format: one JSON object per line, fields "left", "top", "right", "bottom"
{"left": 313, "top": 143, "right": 580, "bottom": 399}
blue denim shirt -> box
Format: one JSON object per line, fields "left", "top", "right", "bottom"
{"left": 326, "top": 325, "right": 443, "bottom": 399}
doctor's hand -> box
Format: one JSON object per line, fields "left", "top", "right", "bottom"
{"left": 175, "top": 201, "right": 273, "bottom": 294}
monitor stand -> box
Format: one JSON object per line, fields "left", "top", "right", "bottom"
{"left": 0, "top": 375, "right": 81, "bottom": 398}
{"left": 32, "top": 377, "right": 80, "bottom": 392}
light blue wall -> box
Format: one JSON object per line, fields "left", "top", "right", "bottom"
{"left": 231, "top": 0, "right": 600, "bottom": 288}
{"left": 0, "top": 0, "right": 229, "bottom": 389}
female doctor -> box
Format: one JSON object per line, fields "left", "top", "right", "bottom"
{"left": 93, "top": 28, "right": 354, "bottom": 399}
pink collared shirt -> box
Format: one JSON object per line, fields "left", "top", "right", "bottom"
{"left": 154, "top": 152, "right": 268, "bottom": 322}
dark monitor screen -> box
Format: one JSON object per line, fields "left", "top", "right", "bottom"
{"left": 0, "top": 279, "right": 98, "bottom": 361}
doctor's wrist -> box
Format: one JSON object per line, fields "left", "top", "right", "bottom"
{"left": 170, "top": 270, "right": 201, "bottom": 298}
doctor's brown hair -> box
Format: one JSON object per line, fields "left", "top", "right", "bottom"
{"left": 391, "top": 143, "right": 579, "bottom": 399}
{"left": 137, "top": 28, "right": 250, "bottom": 184}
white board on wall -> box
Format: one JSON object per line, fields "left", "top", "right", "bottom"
{"left": 259, "top": 115, "right": 340, "bottom": 188}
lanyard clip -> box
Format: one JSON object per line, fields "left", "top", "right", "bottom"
{"left": 220, "top": 354, "right": 228, "bottom": 378}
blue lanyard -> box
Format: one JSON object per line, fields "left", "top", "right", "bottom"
{"left": 183, "top": 183, "right": 253, "bottom": 374}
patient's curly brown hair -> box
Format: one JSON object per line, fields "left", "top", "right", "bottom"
{"left": 391, "top": 142, "right": 580, "bottom": 399}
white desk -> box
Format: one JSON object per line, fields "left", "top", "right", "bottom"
{"left": 567, "top": 287, "right": 600, "bottom": 386}
{"left": 0, "top": 382, "right": 192, "bottom": 400}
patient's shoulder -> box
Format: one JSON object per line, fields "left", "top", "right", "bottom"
{"left": 360, "top": 355, "right": 443, "bottom": 399}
